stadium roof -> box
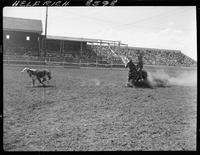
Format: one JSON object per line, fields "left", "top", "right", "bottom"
{"left": 47, "top": 35, "right": 100, "bottom": 42}
{"left": 46, "top": 35, "right": 127, "bottom": 45}
{"left": 128, "top": 46, "right": 181, "bottom": 53}
{"left": 3, "top": 16, "right": 43, "bottom": 33}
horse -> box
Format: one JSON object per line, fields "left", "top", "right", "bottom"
{"left": 21, "top": 67, "right": 52, "bottom": 86}
{"left": 125, "top": 59, "right": 148, "bottom": 87}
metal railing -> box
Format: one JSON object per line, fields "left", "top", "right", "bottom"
{"left": 3, "top": 55, "right": 125, "bottom": 68}
{"left": 3, "top": 54, "right": 196, "bottom": 68}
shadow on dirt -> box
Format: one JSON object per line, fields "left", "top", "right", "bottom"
{"left": 126, "top": 80, "right": 153, "bottom": 89}
{"left": 134, "top": 81, "right": 154, "bottom": 88}
{"left": 26, "top": 85, "right": 56, "bottom": 88}
{"left": 36, "top": 85, "right": 56, "bottom": 88}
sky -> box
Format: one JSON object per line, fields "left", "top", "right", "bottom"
{"left": 3, "top": 6, "right": 197, "bottom": 61}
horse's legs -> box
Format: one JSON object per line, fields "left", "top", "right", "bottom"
{"left": 137, "top": 70, "right": 146, "bottom": 81}
{"left": 127, "top": 79, "right": 134, "bottom": 87}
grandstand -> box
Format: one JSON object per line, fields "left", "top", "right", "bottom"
{"left": 43, "top": 35, "right": 127, "bottom": 64}
{"left": 3, "top": 16, "right": 197, "bottom": 67}
{"left": 119, "top": 46, "right": 197, "bottom": 67}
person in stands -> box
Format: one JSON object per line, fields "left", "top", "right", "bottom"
{"left": 136, "top": 53, "right": 144, "bottom": 81}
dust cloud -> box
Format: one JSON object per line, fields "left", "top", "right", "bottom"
{"left": 147, "top": 69, "right": 197, "bottom": 87}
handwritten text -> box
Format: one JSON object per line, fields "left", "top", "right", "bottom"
{"left": 12, "top": 1, "right": 71, "bottom": 6}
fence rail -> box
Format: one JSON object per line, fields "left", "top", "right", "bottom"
{"left": 3, "top": 55, "right": 125, "bottom": 68}
{"left": 3, "top": 55, "right": 197, "bottom": 68}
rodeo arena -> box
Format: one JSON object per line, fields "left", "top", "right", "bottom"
{"left": 3, "top": 13, "right": 197, "bottom": 151}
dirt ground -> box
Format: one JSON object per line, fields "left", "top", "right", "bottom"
{"left": 3, "top": 64, "right": 197, "bottom": 151}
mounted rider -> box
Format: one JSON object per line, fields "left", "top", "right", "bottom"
{"left": 124, "top": 52, "right": 148, "bottom": 87}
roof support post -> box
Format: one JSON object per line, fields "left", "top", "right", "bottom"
{"left": 63, "top": 40, "right": 65, "bottom": 55}
{"left": 80, "top": 41, "right": 83, "bottom": 60}
{"left": 38, "top": 35, "right": 40, "bottom": 57}
{"left": 44, "top": 7, "right": 48, "bottom": 57}
{"left": 118, "top": 41, "right": 120, "bottom": 55}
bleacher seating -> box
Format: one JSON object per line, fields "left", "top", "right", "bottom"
{"left": 3, "top": 42, "right": 196, "bottom": 67}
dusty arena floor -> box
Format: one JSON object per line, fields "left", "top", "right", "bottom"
{"left": 3, "top": 64, "right": 197, "bottom": 151}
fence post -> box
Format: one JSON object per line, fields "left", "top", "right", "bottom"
{"left": 79, "top": 58, "right": 81, "bottom": 67}
{"left": 62, "top": 57, "right": 64, "bottom": 66}
{"left": 45, "top": 57, "right": 46, "bottom": 65}
{"left": 7, "top": 56, "right": 9, "bottom": 65}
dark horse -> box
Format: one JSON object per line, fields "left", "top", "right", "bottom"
{"left": 125, "top": 59, "right": 148, "bottom": 87}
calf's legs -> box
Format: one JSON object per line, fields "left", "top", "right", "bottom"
{"left": 37, "top": 77, "right": 45, "bottom": 86}
{"left": 32, "top": 79, "right": 35, "bottom": 86}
